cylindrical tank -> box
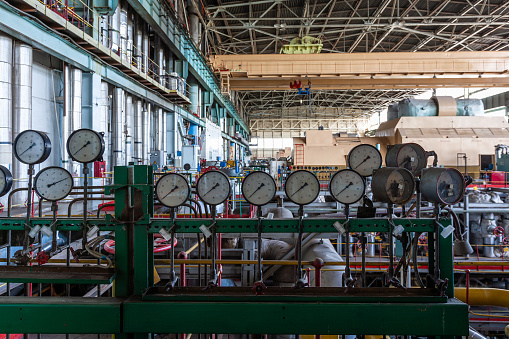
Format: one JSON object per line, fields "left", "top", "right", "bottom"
{"left": 390, "top": 97, "right": 484, "bottom": 120}
{"left": 110, "top": 5, "right": 120, "bottom": 54}
{"left": 269, "top": 160, "right": 286, "bottom": 180}
{"left": 119, "top": 3, "right": 128, "bottom": 61}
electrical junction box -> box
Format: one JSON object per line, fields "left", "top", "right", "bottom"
{"left": 149, "top": 151, "right": 165, "bottom": 170}
{"left": 182, "top": 145, "right": 200, "bottom": 171}
{"left": 94, "top": 161, "right": 106, "bottom": 178}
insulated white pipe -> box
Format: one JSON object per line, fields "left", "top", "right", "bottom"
{"left": 142, "top": 102, "right": 149, "bottom": 163}
{"left": 113, "top": 87, "right": 124, "bottom": 166}
{"left": 0, "top": 33, "right": 12, "bottom": 169}
{"left": 99, "top": 81, "right": 110, "bottom": 169}
{"left": 119, "top": 3, "right": 128, "bottom": 61}
{"left": 12, "top": 42, "right": 32, "bottom": 202}
{"left": 134, "top": 99, "right": 142, "bottom": 163}
{"left": 125, "top": 94, "right": 133, "bottom": 164}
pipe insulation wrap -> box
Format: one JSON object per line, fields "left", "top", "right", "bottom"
{"left": 12, "top": 42, "right": 32, "bottom": 203}
{"left": 0, "top": 33, "right": 12, "bottom": 169}
{"left": 125, "top": 95, "right": 133, "bottom": 164}
{"left": 99, "top": 81, "right": 110, "bottom": 169}
{"left": 113, "top": 87, "right": 124, "bottom": 166}
{"left": 134, "top": 99, "right": 142, "bottom": 162}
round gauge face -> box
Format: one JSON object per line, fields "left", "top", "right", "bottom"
{"left": 155, "top": 173, "right": 191, "bottom": 207}
{"left": 13, "top": 130, "right": 52, "bottom": 165}
{"left": 196, "top": 170, "right": 231, "bottom": 205}
{"left": 329, "top": 169, "right": 365, "bottom": 205}
{"left": 284, "top": 170, "right": 320, "bottom": 205}
{"left": 383, "top": 169, "right": 415, "bottom": 205}
{"left": 421, "top": 168, "right": 465, "bottom": 205}
{"left": 386, "top": 143, "right": 427, "bottom": 176}
{"left": 0, "top": 165, "right": 13, "bottom": 197}
{"left": 242, "top": 171, "right": 276, "bottom": 206}
{"left": 34, "top": 167, "right": 74, "bottom": 201}
{"left": 347, "top": 144, "right": 382, "bottom": 177}
{"left": 66, "top": 129, "right": 105, "bottom": 164}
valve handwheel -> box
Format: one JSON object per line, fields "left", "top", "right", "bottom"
{"left": 494, "top": 226, "right": 505, "bottom": 237}
{"left": 36, "top": 251, "right": 49, "bottom": 265}
{"left": 503, "top": 237, "right": 509, "bottom": 246}
{"left": 104, "top": 235, "right": 178, "bottom": 254}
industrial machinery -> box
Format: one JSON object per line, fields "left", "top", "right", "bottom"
{"left": 0, "top": 131, "right": 469, "bottom": 337}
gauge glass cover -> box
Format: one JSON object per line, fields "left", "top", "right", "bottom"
{"left": 384, "top": 169, "right": 415, "bottom": 205}
{"left": 436, "top": 169, "right": 465, "bottom": 204}
{"left": 347, "top": 144, "right": 382, "bottom": 177}
{"left": 284, "top": 170, "right": 320, "bottom": 205}
{"left": 34, "top": 167, "right": 74, "bottom": 201}
{"left": 396, "top": 144, "right": 426, "bottom": 175}
{"left": 329, "top": 169, "right": 365, "bottom": 204}
{"left": 196, "top": 170, "right": 231, "bottom": 205}
{"left": 242, "top": 171, "right": 276, "bottom": 206}
{"left": 156, "top": 173, "right": 191, "bottom": 207}
{"left": 0, "top": 165, "right": 13, "bottom": 197}
{"left": 14, "top": 130, "right": 52, "bottom": 165}
{"left": 67, "top": 129, "right": 105, "bottom": 163}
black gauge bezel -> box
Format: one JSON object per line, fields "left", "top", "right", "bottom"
{"left": 241, "top": 171, "right": 277, "bottom": 206}
{"left": 347, "top": 144, "right": 382, "bottom": 177}
{"left": 0, "top": 165, "right": 13, "bottom": 197}
{"left": 13, "top": 130, "right": 52, "bottom": 165}
{"left": 34, "top": 166, "right": 74, "bottom": 202}
{"left": 284, "top": 170, "right": 321, "bottom": 206}
{"left": 155, "top": 172, "right": 191, "bottom": 208}
{"left": 196, "top": 170, "right": 232, "bottom": 206}
{"left": 66, "top": 128, "right": 105, "bottom": 164}
{"left": 329, "top": 169, "right": 366, "bottom": 205}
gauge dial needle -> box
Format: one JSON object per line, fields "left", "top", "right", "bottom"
{"left": 353, "top": 155, "right": 371, "bottom": 169}
{"left": 247, "top": 183, "right": 265, "bottom": 199}
{"left": 335, "top": 181, "right": 353, "bottom": 196}
{"left": 73, "top": 141, "right": 91, "bottom": 156}
{"left": 290, "top": 182, "right": 308, "bottom": 197}
{"left": 161, "top": 185, "right": 179, "bottom": 199}
{"left": 203, "top": 183, "right": 220, "bottom": 196}
{"left": 19, "top": 142, "right": 36, "bottom": 156}
{"left": 47, "top": 177, "right": 70, "bottom": 188}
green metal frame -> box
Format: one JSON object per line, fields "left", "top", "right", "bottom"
{"left": 0, "top": 165, "right": 468, "bottom": 336}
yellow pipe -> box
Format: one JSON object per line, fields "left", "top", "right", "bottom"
{"left": 456, "top": 287, "right": 509, "bottom": 308}
{"left": 185, "top": 237, "right": 205, "bottom": 255}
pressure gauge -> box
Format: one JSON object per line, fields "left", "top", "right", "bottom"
{"left": 372, "top": 167, "right": 416, "bottom": 205}
{"left": 329, "top": 169, "right": 365, "bottom": 205}
{"left": 386, "top": 143, "right": 427, "bottom": 176}
{"left": 66, "top": 129, "right": 105, "bottom": 164}
{"left": 420, "top": 167, "right": 465, "bottom": 205}
{"left": 0, "top": 165, "right": 13, "bottom": 197}
{"left": 242, "top": 171, "right": 276, "bottom": 206}
{"left": 155, "top": 173, "right": 191, "bottom": 208}
{"left": 285, "top": 170, "right": 320, "bottom": 205}
{"left": 347, "top": 144, "right": 382, "bottom": 177}
{"left": 196, "top": 170, "right": 231, "bottom": 206}
{"left": 34, "top": 167, "right": 74, "bottom": 201}
{"left": 13, "top": 130, "right": 52, "bottom": 165}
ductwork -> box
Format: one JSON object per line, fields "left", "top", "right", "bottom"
{"left": 99, "top": 81, "right": 110, "bottom": 169}
{"left": 389, "top": 97, "right": 484, "bottom": 121}
{"left": 134, "top": 99, "right": 142, "bottom": 163}
{"left": 119, "top": 3, "right": 128, "bottom": 62}
{"left": 125, "top": 94, "right": 133, "bottom": 164}
{"left": 12, "top": 42, "right": 32, "bottom": 200}
{"left": 0, "top": 34, "right": 12, "bottom": 170}
{"left": 113, "top": 87, "right": 124, "bottom": 166}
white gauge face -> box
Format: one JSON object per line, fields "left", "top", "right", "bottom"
{"left": 285, "top": 170, "right": 320, "bottom": 205}
{"left": 67, "top": 129, "right": 105, "bottom": 163}
{"left": 196, "top": 170, "right": 231, "bottom": 205}
{"left": 156, "top": 173, "right": 191, "bottom": 207}
{"left": 329, "top": 169, "right": 365, "bottom": 205}
{"left": 34, "top": 167, "right": 73, "bottom": 201}
{"left": 348, "top": 144, "right": 382, "bottom": 177}
{"left": 242, "top": 171, "right": 276, "bottom": 206}
{"left": 14, "top": 130, "right": 51, "bottom": 165}
{"left": 0, "top": 165, "right": 13, "bottom": 197}
{"left": 385, "top": 169, "right": 414, "bottom": 205}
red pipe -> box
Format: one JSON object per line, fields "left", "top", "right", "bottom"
{"left": 218, "top": 233, "right": 222, "bottom": 286}
{"left": 312, "top": 258, "right": 324, "bottom": 287}
{"left": 178, "top": 251, "right": 187, "bottom": 287}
